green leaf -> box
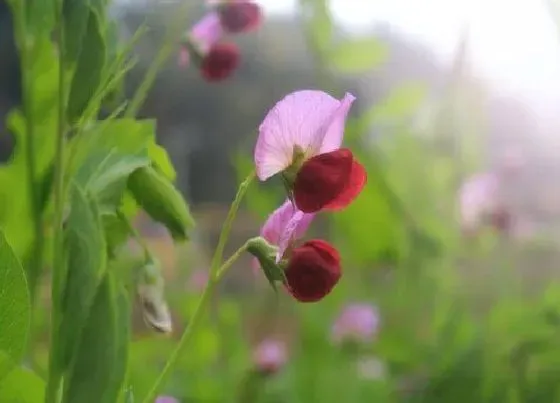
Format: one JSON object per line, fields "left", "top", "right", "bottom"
{"left": 246, "top": 238, "right": 285, "bottom": 292}
{"left": 149, "top": 144, "right": 176, "bottom": 181}
{"left": 0, "top": 366, "right": 45, "bottom": 402}
{"left": 62, "top": 0, "right": 92, "bottom": 63}
{"left": 63, "top": 274, "right": 129, "bottom": 403}
{"left": 0, "top": 230, "right": 30, "bottom": 380}
{"left": 328, "top": 38, "right": 388, "bottom": 74}
{"left": 58, "top": 184, "right": 107, "bottom": 370}
{"left": 76, "top": 151, "right": 150, "bottom": 213}
{"left": 67, "top": 9, "right": 107, "bottom": 122}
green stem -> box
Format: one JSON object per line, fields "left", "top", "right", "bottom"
{"left": 125, "top": 2, "right": 194, "bottom": 118}
{"left": 140, "top": 172, "right": 255, "bottom": 403}
{"left": 45, "top": 5, "right": 68, "bottom": 403}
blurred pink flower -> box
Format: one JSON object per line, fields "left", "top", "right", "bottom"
{"left": 255, "top": 90, "right": 366, "bottom": 214}
{"left": 253, "top": 339, "right": 288, "bottom": 375}
{"left": 187, "top": 269, "right": 209, "bottom": 292}
{"left": 331, "top": 303, "right": 380, "bottom": 344}
{"left": 253, "top": 199, "right": 314, "bottom": 273}
{"left": 459, "top": 172, "right": 501, "bottom": 233}
{"left": 155, "top": 397, "right": 179, "bottom": 403}
{"left": 189, "top": 12, "right": 224, "bottom": 53}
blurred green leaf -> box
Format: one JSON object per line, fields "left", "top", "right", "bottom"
{"left": 58, "top": 184, "right": 107, "bottom": 370}
{"left": 0, "top": 230, "right": 30, "bottom": 380}
{"left": 328, "top": 38, "right": 388, "bottom": 74}
{"left": 67, "top": 9, "right": 107, "bottom": 122}
{"left": 0, "top": 366, "right": 45, "bottom": 403}
{"left": 62, "top": 0, "right": 93, "bottom": 63}
{"left": 149, "top": 143, "right": 177, "bottom": 181}
{"left": 63, "top": 274, "right": 128, "bottom": 403}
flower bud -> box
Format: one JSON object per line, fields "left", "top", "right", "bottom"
{"left": 284, "top": 239, "right": 341, "bottom": 302}
{"left": 127, "top": 166, "right": 195, "bottom": 241}
{"left": 137, "top": 260, "right": 173, "bottom": 334}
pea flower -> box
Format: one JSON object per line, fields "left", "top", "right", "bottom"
{"left": 252, "top": 200, "right": 341, "bottom": 302}
{"left": 255, "top": 90, "right": 367, "bottom": 213}
{"left": 155, "top": 397, "right": 179, "bottom": 403}
{"left": 180, "top": 12, "right": 240, "bottom": 82}
{"left": 331, "top": 303, "right": 380, "bottom": 344}
{"left": 253, "top": 338, "right": 288, "bottom": 375}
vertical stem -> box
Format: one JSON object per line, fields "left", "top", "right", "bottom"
{"left": 45, "top": 2, "right": 67, "bottom": 401}
{"left": 140, "top": 172, "right": 254, "bottom": 403}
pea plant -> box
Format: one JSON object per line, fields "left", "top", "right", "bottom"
{"left": 0, "top": 1, "right": 370, "bottom": 402}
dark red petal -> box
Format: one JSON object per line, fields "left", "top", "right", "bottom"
{"left": 219, "top": 1, "right": 262, "bottom": 33}
{"left": 201, "top": 42, "right": 240, "bottom": 82}
{"left": 323, "top": 157, "right": 367, "bottom": 210}
{"left": 293, "top": 149, "right": 353, "bottom": 213}
{"left": 284, "top": 239, "right": 341, "bottom": 303}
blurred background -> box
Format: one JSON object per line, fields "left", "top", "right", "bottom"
{"left": 5, "top": 0, "right": 560, "bottom": 401}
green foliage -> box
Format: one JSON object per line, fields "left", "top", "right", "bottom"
{"left": 0, "top": 231, "right": 30, "bottom": 381}
{"left": 62, "top": 274, "right": 130, "bottom": 403}
{"left": 0, "top": 366, "right": 46, "bottom": 403}
{"left": 67, "top": 9, "right": 107, "bottom": 122}
{"left": 58, "top": 184, "right": 107, "bottom": 370}
{"left": 328, "top": 38, "right": 389, "bottom": 74}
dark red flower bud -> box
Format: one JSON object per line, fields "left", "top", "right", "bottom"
{"left": 284, "top": 239, "right": 341, "bottom": 302}
{"left": 218, "top": 1, "right": 262, "bottom": 33}
{"left": 200, "top": 42, "right": 240, "bottom": 82}
{"left": 293, "top": 148, "right": 367, "bottom": 213}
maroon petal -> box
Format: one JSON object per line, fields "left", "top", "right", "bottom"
{"left": 200, "top": 42, "right": 240, "bottom": 82}
{"left": 293, "top": 148, "right": 353, "bottom": 213}
{"left": 323, "top": 157, "right": 367, "bottom": 211}
{"left": 218, "top": 1, "right": 263, "bottom": 33}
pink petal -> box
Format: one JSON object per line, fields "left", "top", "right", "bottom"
{"left": 190, "top": 12, "right": 224, "bottom": 52}
{"left": 259, "top": 199, "right": 314, "bottom": 260}
{"left": 254, "top": 90, "right": 356, "bottom": 180}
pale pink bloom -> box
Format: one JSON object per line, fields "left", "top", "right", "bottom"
{"left": 155, "top": 397, "right": 179, "bottom": 403}
{"left": 253, "top": 339, "right": 287, "bottom": 374}
{"left": 187, "top": 269, "right": 209, "bottom": 292}
{"left": 498, "top": 145, "right": 526, "bottom": 176}
{"left": 254, "top": 90, "right": 355, "bottom": 181}
{"left": 252, "top": 199, "right": 314, "bottom": 272}
{"left": 459, "top": 172, "right": 500, "bottom": 232}
{"left": 356, "top": 356, "right": 386, "bottom": 380}
{"left": 331, "top": 303, "right": 380, "bottom": 344}
{"left": 189, "top": 12, "right": 224, "bottom": 53}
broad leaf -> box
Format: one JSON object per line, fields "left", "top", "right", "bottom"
{"left": 67, "top": 9, "right": 107, "bottom": 122}
{"left": 0, "top": 366, "right": 45, "bottom": 403}
{"left": 0, "top": 230, "right": 30, "bottom": 380}
{"left": 58, "top": 184, "right": 107, "bottom": 370}
{"left": 328, "top": 38, "right": 388, "bottom": 74}
{"left": 63, "top": 274, "right": 129, "bottom": 403}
